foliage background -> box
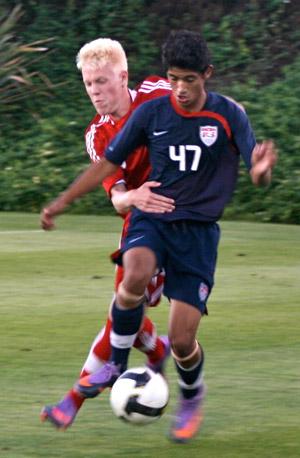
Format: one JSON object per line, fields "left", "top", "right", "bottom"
{"left": 0, "top": 0, "right": 300, "bottom": 223}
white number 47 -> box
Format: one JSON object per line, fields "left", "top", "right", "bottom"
{"left": 169, "top": 145, "right": 202, "bottom": 171}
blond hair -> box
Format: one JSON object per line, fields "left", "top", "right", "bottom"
{"left": 76, "top": 38, "right": 128, "bottom": 72}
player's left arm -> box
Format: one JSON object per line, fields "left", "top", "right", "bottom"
{"left": 250, "top": 140, "right": 277, "bottom": 186}
{"left": 111, "top": 181, "right": 175, "bottom": 215}
{"left": 224, "top": 95, "right": 245, "bottom": 113}
{"left": 230, "top": 104, "right": 277, "bottom": 186}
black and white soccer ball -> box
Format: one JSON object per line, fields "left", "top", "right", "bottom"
{"left": 110, "top": 367, "right": 169, "bottom": 425}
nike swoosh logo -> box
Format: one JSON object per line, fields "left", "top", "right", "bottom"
{"left": 128, "top": 235, "right": 145, "bottom": 244}
{"left": 153, "top": 130, "right": 168, "bottom": 136}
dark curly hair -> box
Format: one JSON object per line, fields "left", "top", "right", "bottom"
{"left": 162, "top": 30, "right": 211, "bottom": 73}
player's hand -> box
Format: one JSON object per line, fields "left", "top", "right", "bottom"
{"left": 40, "top": 196, "right": 68, "bottom": 230}
{"left": 250, "top": 140, "right": 278, "bottom": 186}
{"left": 129, "top": 181, "right": 175, "bottom": 213}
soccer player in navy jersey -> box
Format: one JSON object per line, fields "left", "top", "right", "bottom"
{"left": 41, "top": 30, "right": 277, "bottom": 442}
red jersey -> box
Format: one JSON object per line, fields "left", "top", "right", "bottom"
{"left": 85, "top": 76, "right": 171, "bottom": 197}
{"left": 84, "top": 76, "right": 171, "bottom": 304}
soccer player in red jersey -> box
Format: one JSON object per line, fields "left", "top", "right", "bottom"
{"left": 40, "top": 38, "right": 174, "bottom": 430}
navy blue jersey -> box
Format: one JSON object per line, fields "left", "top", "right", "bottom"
{"left": 105, "top": 92, "right": 256, "bottom": 222}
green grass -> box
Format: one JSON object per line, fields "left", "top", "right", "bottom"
{"left": 0, "top": 212, "right": 299, "bottom": 458}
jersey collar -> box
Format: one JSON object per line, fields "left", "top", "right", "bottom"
{"left": 170, "top": 93, "right": 210, "bottom": 117}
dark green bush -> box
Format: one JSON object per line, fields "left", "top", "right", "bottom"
{"left": 1, "top": 1, "right": 299, "bottom": 223}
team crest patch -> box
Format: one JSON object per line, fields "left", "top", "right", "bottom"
{"left": 199, "top": 282, "right": 209, "bottom": 302}
{"left": 200, "top": 126, "right": 218, "bottom": 146}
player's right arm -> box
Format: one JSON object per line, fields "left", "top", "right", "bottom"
{"left": 104, "top": 103, "right": 150, "bottom": 166}
{"left": 41, "top": 158, "right": 118, "bottom": 230}
{"left": 104, "top": 106, "right": 174, "bottom": 213}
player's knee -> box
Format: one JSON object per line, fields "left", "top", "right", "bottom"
{"left": 117, "top": 282, "right": 145, "bottom": 308}
{"left": 123, "top": 248, "right": 156, "bottom": 291}
{"left": 170, "top": 335, "right": 196, "bottom": 359}
{"left": 122, "top": 268, "right": 152, "bottom": 295}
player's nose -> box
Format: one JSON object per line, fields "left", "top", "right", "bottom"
{"left": 176, "top": 80, "right": 187, "bottom": 93}
{"left": 90, "top": 83, "right": 100, "bottom": 95}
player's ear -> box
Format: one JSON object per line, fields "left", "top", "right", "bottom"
{"left": 203, "top": 65, "right": 214, "bottom": 81}
{"left": 120, "top": 70, "right": 128, "bottom": 87}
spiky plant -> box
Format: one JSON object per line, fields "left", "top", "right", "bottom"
{"left": 0, "top": 4, "right": 54, "bottom": 114}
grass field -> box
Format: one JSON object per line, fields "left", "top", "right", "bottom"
{"left": 0, "top": 212, "right": 299, "bottom": 458}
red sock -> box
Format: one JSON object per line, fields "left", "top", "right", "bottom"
{"left": 134, "top": 316, "right": 165, "bottom": 364}
{"left": 67, "top": 388, "right": 85, "bottom": 409}
{"left": 79, "top": 318, "right": 112, "bottom": 378}
{"left": 90, "top": 318, "right": 112, "bottom": 363}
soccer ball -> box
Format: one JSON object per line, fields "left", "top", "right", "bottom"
{"left": 110, "top": 366, "right": 169, "bottom": 425}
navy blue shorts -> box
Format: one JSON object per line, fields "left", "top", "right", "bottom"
{"left": 118, "top": 213, "right": 220, "bottom": 314}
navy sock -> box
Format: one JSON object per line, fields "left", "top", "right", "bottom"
{"left": 110, "top": 301, "right": 144, "bottom": 371}
{"left": 175, "top": 348, "right": 204, "bottom": 399}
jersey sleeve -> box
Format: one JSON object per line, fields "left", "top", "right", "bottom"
{"left": 231, "top": 106, "right": 256, "bottom": 170}
{"left": 85, "top": 117, "right": 127, "bottom": 196}
{"left": 102, "top": 168, "right": 125, "bottom": 196}
{"left": 105, "top": 104, "right": 148, "bottom": 165}
{"left": 135, "top": 76, "right": 171, "bottom": 104}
